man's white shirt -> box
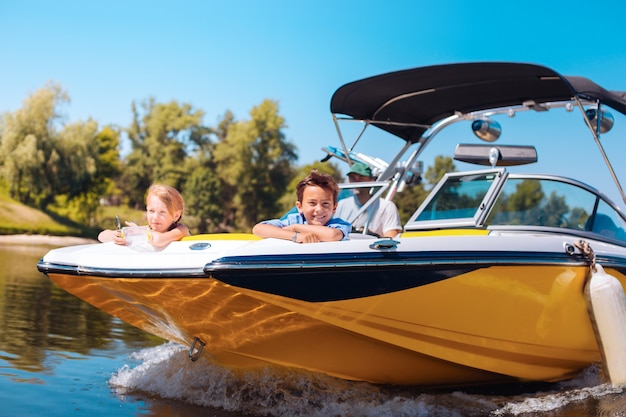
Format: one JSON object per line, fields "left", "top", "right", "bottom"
{"left": 334, "top": 195, "right": 402, "bottom": 237}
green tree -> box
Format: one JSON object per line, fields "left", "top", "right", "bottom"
{"left": 93, "top": 126, "right": 122, "bottom": 195}
{"left": 424, "top": 155, "right": 456, "bottom": 186}
{"left": 393, "top": 182, "right": 428, "bottom": 225}
{"left": 0, "top": 82, "right": 68, "bottom": 209}
{"left": 0, "top": 83, "right": 121, "bottom": 226}
{"left": 505, "top": 179, "right": 545, "bottom": 225}
{"left": 540, "top": 191, "right": 569, "bottom": 227}
{"left": 54, "top": 125, "right": 122, "bottom": 225}
{"left": 183, "top": 158, "right": 223, "bottom": 233}
{"left": 51, "top": 119, "right": 101, "bottom": 223}
{"left": 183, "top": 115, "right": 225, "bottom": 233}
{"left": 213, "top": 100, "right": 297, "bottom": 231}
{"left": 568, "top": 206, "right": 589, "bottom": 230}
{"left": 214, "top": 110, "right": 234, "bottom": 142}
{"left": 55, "top": 120, "right": 100, "bottom": 199}
{"left": 393, "top": 155, "right": 456, "bottom": 224}
{"left": 121, "top": 98, "right": 206, "bottom": 207}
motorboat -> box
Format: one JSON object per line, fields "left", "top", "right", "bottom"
{"left": 37, "top": 62, "right": 626, "bottom": 387}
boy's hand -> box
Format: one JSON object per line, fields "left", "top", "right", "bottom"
{"left": 298, "top": 232, "right": 319, "bottom": 243}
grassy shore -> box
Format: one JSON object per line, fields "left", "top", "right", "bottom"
{"left": 0, "top": 192, "right": 144, "bottom": 240}
{"left": 0, "top": 234, "right": 97, "bottom": 245}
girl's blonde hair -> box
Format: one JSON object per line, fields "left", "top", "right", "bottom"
{"left": 147, "top": 184, "right": 185, "bottom": 223}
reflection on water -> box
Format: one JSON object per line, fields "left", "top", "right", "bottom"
{"left": 0, "top": 242, "right": 188, "bottom": 417}
{"left": 0, "top": 244, "right": 162, "bottom": 371}
{"left": 0, "top": 242, "right": 625, "bottom": 416}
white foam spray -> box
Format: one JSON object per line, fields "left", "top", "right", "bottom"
{"left": 109, "top": 343, "right": 621, "bottom": 417}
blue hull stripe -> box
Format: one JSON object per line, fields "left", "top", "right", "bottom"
{"left": 205, "top": 250, "right": 617, "bottom": 302}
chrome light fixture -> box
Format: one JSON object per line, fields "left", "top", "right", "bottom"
{"left": 471, "top": 118, "right": 501, "bottom": 142}
{"left": 586, "top": 106, "right": 614, "bottom": 134}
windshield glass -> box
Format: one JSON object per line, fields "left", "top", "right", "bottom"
{"left": 487, "top": 176, "right": 626, "bottom": 243}
{"left": 416, "top": 173, "right": 497, "bottom": 221}
{"left": 487, "top": 178, "right": 594, "bottom": 229}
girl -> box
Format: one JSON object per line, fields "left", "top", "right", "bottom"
{"left": 98, "top": 184, "right": 190, "bottom": 248}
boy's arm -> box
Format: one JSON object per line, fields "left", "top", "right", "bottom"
{"left": 252, "top": 222, "right": 296, "bottom": 240}
{"left": 287, "top": 224, "right": 344, "bottom": 242}
{"left": 253, "top": 216, "right": 348, "bottom": 243}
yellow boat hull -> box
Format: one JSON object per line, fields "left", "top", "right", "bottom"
{"left": 47, "top": 262, "right": 607, "bottom": 386}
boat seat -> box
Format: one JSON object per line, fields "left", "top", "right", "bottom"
{"left": 587, "top": 214, "right": 621, "bottom": 238}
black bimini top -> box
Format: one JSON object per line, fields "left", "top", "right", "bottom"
{"left": 330, "top": 62, "right": 626, "bottom": 143}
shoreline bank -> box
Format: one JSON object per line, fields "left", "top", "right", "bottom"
{"left": 0, "top": 234, "right": 97, "bottom": 246}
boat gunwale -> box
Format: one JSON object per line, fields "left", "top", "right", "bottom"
{"left": 37, "top": 260, "right": 207, "bottom": 278}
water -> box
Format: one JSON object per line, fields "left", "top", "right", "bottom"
{"left": 1, "top": 240, "right": 626, "bottom": 417}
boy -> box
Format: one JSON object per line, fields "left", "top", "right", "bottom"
{"left": 253, "top": 170, "right": 351, "bottom": 243}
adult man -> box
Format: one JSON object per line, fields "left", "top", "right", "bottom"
{"left": 334, "top": 162, "right": 402, "bottom": 238}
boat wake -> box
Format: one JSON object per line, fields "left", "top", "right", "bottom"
{"left": 108, "top": 343, "right": 623, "bottom": 417}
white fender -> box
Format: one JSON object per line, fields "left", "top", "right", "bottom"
{"left": 587, "top": 264, "right": 626, "bottom": 386}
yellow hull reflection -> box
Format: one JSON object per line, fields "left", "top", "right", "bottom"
{"left": 48, "top": 263, "right": 610, "bottom": 386}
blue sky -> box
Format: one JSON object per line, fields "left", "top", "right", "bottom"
{"left": 2, "top": 0, "right": 626, "bottom": 201}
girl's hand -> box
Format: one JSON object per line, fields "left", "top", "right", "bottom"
{"left": 112, "top": 230, "right": 127, "bottom": 245}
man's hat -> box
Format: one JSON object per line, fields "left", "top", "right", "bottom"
{"left": 347, "top": 162, "right": 372, "bottom": 177}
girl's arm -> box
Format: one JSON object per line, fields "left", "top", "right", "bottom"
{"left": 98, "top": 229, "right": 116, "bottom": 242}
{"left": 98, "top": 219, "right": 139, "bottom": 245}
{"left": 98, "top": 229, "right": 127, "bottom": 245}
{"left": 148, "top": 224, "right": 191, "bottom": 248}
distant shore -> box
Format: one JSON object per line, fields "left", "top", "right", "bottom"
{"left": 0, "top": 234, "right": 97, "bottom": 246}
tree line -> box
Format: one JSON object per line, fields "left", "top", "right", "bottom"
{"left": 0, "top": 83, "right": 447, "bottom": 235}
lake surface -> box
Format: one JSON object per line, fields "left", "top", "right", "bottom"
{"left": 1, "top": 241, "right": 625, "bottom": 416}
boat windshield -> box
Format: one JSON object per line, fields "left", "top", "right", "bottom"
{"left": 405, "top": 169, "right": 505, "bottom": 229}
{"left": 487, "top": 177, "right": 594, "bottom": 229}
{"left": 487, "top": 176, "right": 626, "bottom": 243}
{"left": 405, "top": 170, "right": 626, "bottom": 244}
